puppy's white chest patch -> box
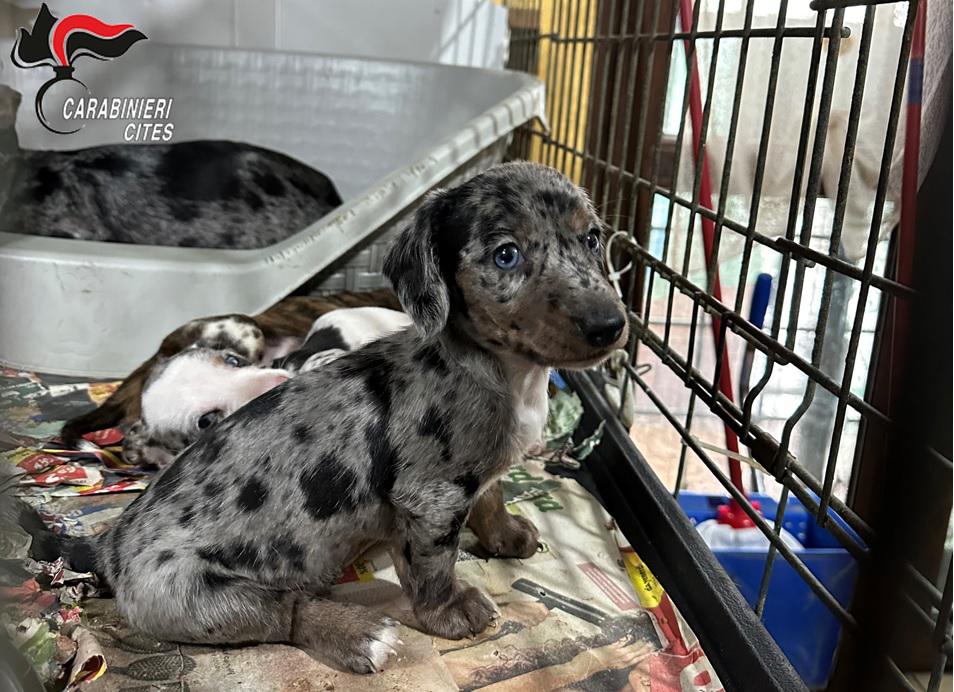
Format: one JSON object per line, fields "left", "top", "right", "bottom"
{"left": 501, "top": 359, "right": 550, "bottom": 453}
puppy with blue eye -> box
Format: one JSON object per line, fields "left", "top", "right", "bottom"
{"left": 30, "top": 162, "right": 628, "bottom": 674}
{"left": 122, "top": 348, "right": 291, "bottom": 469}
{"left": 124, "top": 307, "right": 412, "bottom": 468}
{"left": 58, "top": 288, "right": 404, "bottom": 450}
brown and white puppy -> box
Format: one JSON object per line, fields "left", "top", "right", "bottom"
{"left": 125, "top": 308, "right": 412, "bottom": 468}
{"left": 123, "top": 351, "right": 292, "bottom": 470}
{"left": 59, "top": 289, "right": 403, "bottom": 448}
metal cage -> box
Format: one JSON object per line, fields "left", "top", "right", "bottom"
{"left": 504, "top": 0, "right": 952, "bottom": 689}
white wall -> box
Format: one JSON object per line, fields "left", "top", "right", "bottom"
{"left": 5, "top": 0, "right": 509, "bottom": 69}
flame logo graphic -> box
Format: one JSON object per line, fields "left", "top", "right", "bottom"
{"left": 11, "top": 4, "right": 147, "bottom": 134}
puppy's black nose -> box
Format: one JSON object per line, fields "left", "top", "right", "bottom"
{"left": 575, "top": 310, "right": 626, "bottom": 347}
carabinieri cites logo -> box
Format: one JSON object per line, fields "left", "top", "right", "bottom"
{"left": 11, "top": 3, "right": 147, "bottom": 134}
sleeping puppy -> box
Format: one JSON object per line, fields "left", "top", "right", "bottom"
{"left": 29, "top": 161, "right": 628, "bottom": 673}
{"left": 0, "top": 86, "right": 341, "bottom": 249}
{"left": 123, "top": 351, "right": 292, "bottom": 470}
{"left": 125, "top": 308, "right": 412, "bottom": 468}
{"left": 59, "top": 288, "right": 403, "bottom": 448}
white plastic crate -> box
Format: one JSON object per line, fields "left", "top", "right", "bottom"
{"left": 0, "top": 44, "right": 543, "bottom": 376}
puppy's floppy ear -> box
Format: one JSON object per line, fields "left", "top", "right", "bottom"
{"left": 383, "top": 190, "right": 450, "bottom": 338}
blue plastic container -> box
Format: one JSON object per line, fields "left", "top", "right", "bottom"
{"left": 676, "top": 492, "right": 861, "bottom": 689}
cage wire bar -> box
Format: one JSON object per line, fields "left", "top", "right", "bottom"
{"left": 505, "top": 0, "right": 952, "bottom": 689}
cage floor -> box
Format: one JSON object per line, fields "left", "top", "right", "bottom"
{"left": 0, "top": 366, "right": 721, "bottom": 692}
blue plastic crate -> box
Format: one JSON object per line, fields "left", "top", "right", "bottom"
{"left": 676, "top": 492, "right": 861, "bottom": 689}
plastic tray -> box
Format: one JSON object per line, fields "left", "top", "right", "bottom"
{"left": 0, "top": 43, "right": 543, "bottom": 376}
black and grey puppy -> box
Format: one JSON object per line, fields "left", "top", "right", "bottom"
{"left": 0, "top": 86, "right": 340, "bottom": 248}
{"left": 39, "top": 162, "right": 629, "bottom": 673}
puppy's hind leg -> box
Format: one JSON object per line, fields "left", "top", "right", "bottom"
{"left": 467, "top": 480, "right": 539, "bottom": 559}
{"left": 130, "top": 580, "right": 398, "bottom": 673}
{"left": 287, "top": 594, "right": 400, "bottom": 673}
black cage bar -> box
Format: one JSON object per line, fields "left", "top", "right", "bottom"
{"left": 505, "top": 1, "right": 952, "bottom": 689}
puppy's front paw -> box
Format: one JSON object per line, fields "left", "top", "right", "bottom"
{"left": 335, "top": 616, "right": 400, "bottom": 674}
{"left": 479, "top": 513, "right": 540, "bottom": 559}
{"left": 417, "top": 585, "right": 497, "bottom": 639}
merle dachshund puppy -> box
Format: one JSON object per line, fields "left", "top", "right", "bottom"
{"left": 39, "top": 161, "right": 629, "bottom": 674}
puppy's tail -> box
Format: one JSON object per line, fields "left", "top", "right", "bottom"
{"left": 1, "top": 464, "right": 99, "bottom": 575}
{"left": 15, "top": 501, "right": 99, "bottom": 574}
